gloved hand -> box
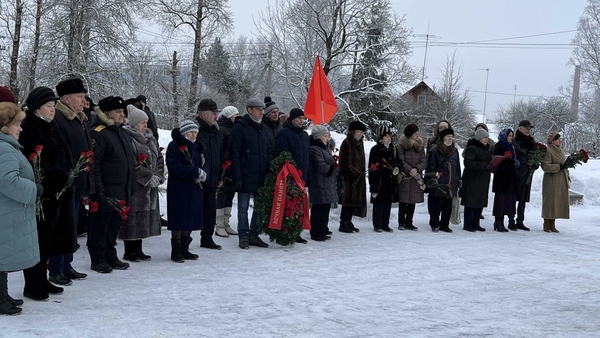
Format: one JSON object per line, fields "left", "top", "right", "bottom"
{"left": 149, "top": 175, "right": 161, "bottom": 188}
{"left": 371, "top": 193, "right": 378, "bottom": 198}
{"left": 409, "top": 168, "right": 417, "bottom": 177}
{"left": 560, "top": 164, "right": 567, "bottom": 170}
{"left": 36, "top": 183, "right": 44, "bottom": 196}
{"left": 197, "top": 169, "right": 207, "bottom": 182}
{"left": 66, "top": 174, "right": 75, "bottom": 187}
{"left": 514, "top": 159, "right": 520, "bottom": 168}
{"left": 233, "top": 181, "right": 243, "bottom": 192}
{"left": 392, "top": 167, "right": 400, "bottom": 176}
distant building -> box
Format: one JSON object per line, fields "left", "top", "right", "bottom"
{"left": 400, "top": 81, "right": 440, "bottom": 111}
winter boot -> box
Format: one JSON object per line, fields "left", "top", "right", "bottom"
{"left": 223, "top": 207, "right": 238, "bottom": 235}
{"left": 200, "top": 236, "right": 222, "bottom": 250}
{"left": 38, "top": 260, "right": 63, "bottom": 294}
{"left": 543, "top": 219, "right": 551, "bottom": 232}
{"left": 239, "top": 237, "right": 250, "bottom": 249}
{"left": 248, "top": 236, "right": 269, "bottom": 248}
{"left": 516, "top": 221, "right": 530, "bottom": 231}
{"left": 170, "top": 239, "right": 185, "bottom": 263}
{"left": 22, "top": 264, "right": 49, "bottom": 302}
{"left": 349, "top": 221, "right": 360, "bottom": 232}
{"left": 1, "top": 272, "right": 22, "bottom": 316}
{"left": 215, "top": 208, "right": 229, "bottom": 238}
{"left": 493, "top": 217, "right": 509, "bottom": 232}
{"left": 507, "top": 219, "right": 517, "bottom": 231}
{"left": 135, "top": 240, "right": 151, "bottom": 261}
{"left": 549, "top": 219, "right": 559, "bottom": 233}
{"left": 122, "top": 240, "right": 140, "bottom": 262}
{"left": 338, "top": 221, "right": 354, "bottom": 233}
{"left": 181, "top": 236, "right": 199, "bottom": 260}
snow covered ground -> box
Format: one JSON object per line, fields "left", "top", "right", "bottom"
{"left": 3, "top": 130, "right": 600, "bottom": 337}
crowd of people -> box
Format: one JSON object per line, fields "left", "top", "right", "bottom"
{"left": 0, "top": 79, "right": 572, "bottom": 316}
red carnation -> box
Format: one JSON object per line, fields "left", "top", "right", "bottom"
{"left": 137, "top": 154, "right": 148, "bottom": 165}
{"left": 84, "top": 166, "right": 91, "bottom": 172}
{"left": 90, "top": 201, "right": 99, "bottom": 213}
{"left": 504, "top": 151, "right": 512, "bottom": 158}
{"left": 117, "top": 199, "right": 126, "bottom": 206}
{"left": 159, "top": 147, "right": 164, "bottom": 152}
{"left": 35, "top": 145, "right": 43, "bottom": 152}
{"left": 580, "top": 149, "right": 589, "bottom": 163}
{"left": 370, "top": 163, "right": 379, "bottom": 171}
{"left": 178, "top": 145, "right": 187, "bottom": 152}
{"left": 28, "top": 153, "right": 38, "bottom": 161}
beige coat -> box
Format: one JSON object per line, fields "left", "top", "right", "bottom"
{"left": 541, "top": 144, "right": 570, "bottom": 219}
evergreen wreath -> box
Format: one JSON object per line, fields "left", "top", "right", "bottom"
{"left": 256, "top": 151, "right": 308, "bottom": 246}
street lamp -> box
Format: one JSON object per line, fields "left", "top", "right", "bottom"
{"left": 479, "top": 68, "right": 490, "bottom": 124}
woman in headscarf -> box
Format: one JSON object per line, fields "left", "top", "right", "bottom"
{"left": 397, "top": 124, "right": 427, "bottom": 231}
{"left": 491, "top": 129, "right": 519, "bottom": 232}
{"left": 541, "top": 132, "right": 570, "bottom": 233}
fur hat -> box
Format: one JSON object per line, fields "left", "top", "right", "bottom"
{"left": 0, "top": 86, "right": 15, "bottom": 103}
{"left": 0, "top": 102, "right": 26, "bottom": 135}
{"left": 126, "top": 104, "right": 148, "bottom": 128}
{"left": 547, "top": 131, "right": 560, "bottom": 144}
{"left": 246, "top": 98, "right": 265, "bottom": 109}
{"left": 311, "top": 124, "right": 329, "bottom": 139}
{"left": 289, "top": 108, "right": 305, "bottom": 120}
{"left": 264, "top": 96, "right": 279, "bottom": 115}
{"left": 474, "top": 129, "right": 489, "bottom": 141}
{"left": 136, "top": 95, "right": 147, "bottom": 104}
{"left": 404, "top": 124, "right": 419, "bottom": 138}
{"left": 124, "top": 98, "right": 142, "bottom": 110}
{"left": 197, "top": 98, "right": 220, "bottom": 112}
{"left": 56, "top": 78, "right": 87, "bottom": 97}
{"left": 222, "top": 106, "right": 239, "bottom": 119}
{"left": 179, "top": 120, "right": 199, "bottom": 135}
{"left": 439, "top": 128, "right": 454, "bottom": 139}
{"left": 348, "top": 120, "right": 367, "bottom": 132}
{"left": 376, "top": 125, "right": 392, "bottom": 140}
{"left": 98, "top": 96, "right": 125, "bottom": 112}
{"left": 26, "top": 87, "right": 59, "bottom": 114}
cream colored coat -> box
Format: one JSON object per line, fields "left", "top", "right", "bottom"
{"left": 541, "top": 144, "right": 570, "bottom": 219}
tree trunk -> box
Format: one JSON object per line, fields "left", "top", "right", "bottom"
{"left": 188, "top": 0, "right": 204, "bottom": 110}
{"left": 28, "top": 0, "right": 43, "bottom": 93}
{"left": 9, "top": 0, "right": 23, "bottom": 100}
{"left": 171, "top": 51, "right": 180, "bottom": 123}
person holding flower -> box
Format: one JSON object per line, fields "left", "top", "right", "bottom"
{"left": 541, "top": 132, "right": 570, "bottom": 233}
{"left": 513, "top": 120, "right": 536, "bottom": 231}
{"left": 88, "top": 96, "right": 135, "bottom": 273}
{"left": 215, "top": 106, "right": 240, "bottom": 237}
{"left": 166, "top": 120, "right": 206, "bottom": 262}
{"left": 118, "top": 105, "right": 164, "bottom": 262}
{"left": 0, "top": 101, "right": 40, "bottom": 315}
{"left": 18, "top": 87, "right": 77, "bottom": 300}
{"left": 491, "top": 129, "right": 519, "bottom": 232}
{"left": 397, "top": 124, "right": 426, "bottom": 231}
{"left": 339, "top": 120, "right": 368, "bottom": 233}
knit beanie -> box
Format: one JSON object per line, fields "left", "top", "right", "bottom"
{"left": 404, "top": 124, "right": 419, "bottom": 138}
{"left": 474, "top": 129, "right": 489, "bottom": 141}
{"left": 179, "top": 120, "right": 199, "bottom": 135}
{"left": 126, "top": 104, "right": 148, "bottom": 128}
{"left": 264, "top": 96, "right": 279, "bottom": 115}
{"left": 26, "top": 87, "right": 59, "bottom": 114}
{"left": 376, "top": 125, "right": 392, "bottom": 140}
{"left": 311, "top": 124, "right": 329, "bottom": 139}
{"left": 0, "top": 86, "right": 15, "bottom": 103}
{"left": 289, "top": 108, "right": 305, "bottom": 120}
{"left": 547, "top": 131, "right": 560, "bottom": 144}
{"left": 222, "top": 106, "right": 239, "bottom": 119}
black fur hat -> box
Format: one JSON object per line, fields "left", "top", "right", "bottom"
{"left": 348, "top": 120, "right": 367, "bottom": 132}
{"left": 56, "top": 78, "right": 87, "bottom": 97}
{"left": 98, "top": 96, "right": 125, "bottom": 112}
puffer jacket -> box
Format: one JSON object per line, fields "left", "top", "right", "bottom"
{"left": 275, "top": 119, "right": 310, "bottom": 183}
{"left": 308, "top": 137, "right": 339, "bottom": 204}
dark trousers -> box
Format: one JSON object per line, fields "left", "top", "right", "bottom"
{"left": 398, "top": 203, "right": 416, "bottom": 226}
{"left": 428, "top": 196, "right": 452, "bottom": 229}
{"left": 516, "top": 200, "right": 527, "bottom": 223}
{"left": 200, "top": 187, "right": 217, "bottom": 240}
{"left": 216, "top": 189, "right": 235, "bottom": 209}
{"left": 23, "top": 260, "right": 46, "bottom": 291}
{"left": 87, "top": 211, "right": 122, "bottom": 265}
{"left": 310, "top": 204, "right": 331, "bottom": 238}
{"left": 463, "top": 207, "right": 483, "bottom": 230}
{"left": 340, "top": 205, "right": 356, "bottom": 222}
{"left": 48, "top": 193, "right": 81, "bottom": 275}
{"left": 372, "top": 203, "right": 392, "bottom": 229}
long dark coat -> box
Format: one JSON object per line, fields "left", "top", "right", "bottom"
{"left": 339, "top": 133, "right": 366, "bottom": 212}
{"left": 118, "top": 126, "right": 164, "bottom": 240}
{"left": 514, "top": 130, "right": 535, "bottom": 202}
{"left": 262, "top": 116, "right": 281, "bottom": 157}
{"left": 426, "top": 140, "right": 461, "bottom": 198}
{"left": 194, "top": 117, "right": 222, "bottom": 189}
{"left": 89, "top": 109, "right": 136, "bottom": 211}
{"left": 459, "top": 139, "right": 492, "bottom": 208}
{"left": 397, "top": 135, "right": 427, "bottom": 204}
{"left": 308, "top": 137, "right": 339, "bottom": 205}
{"left": 492, "top": 141, "right": 518, "bottom": 193}
{"left": 368, "top": 141, "right": 400, "bottom": 204}
{"left": 19, "top": 113, "right": 77, "bottom": 258}
{"left": 275, "top": 120, "right": 310, "bottom": 183}
{"left": 166, "top": 129, "right": 204, "bottom": 231}
{"left": 541, "top": 144, "right": 570, "bottom": 219}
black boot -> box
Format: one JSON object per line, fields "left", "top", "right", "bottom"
{"left": 170, "top": 238, "right": 185, "bottom": 263}
{"left": 493, "top": 217, "right": 509, "bottom": 232}
{"left": 516, "top": 221, "right": 530, "bottom": 231}
{"left": 338, "top": 221, "right": 354, "bottom": 233}
{"left": 349, "top": 221, "right": 360, "bottom": 232}
{"left": 122, "top": 241, "right": 140, "bottom": 262}
{"left": 136, "top": 240, "right": 151, "bottom": 261}
{"left": 200, "top": 236, "right": 222, "bottom": 250}
{"left": 38, "top": 260, "right": 63, "bottom": 294}
{"left": 181, "top": 236, "right": 199, "bottom": 260}
{"left": 1, "top": 272, "right": 22, "bottom": 316}
{"left": 23, "top": 263, "right": 49, "bottom": 302}
{"left": 508, "top": 219, "right": 517, "bottom": 231}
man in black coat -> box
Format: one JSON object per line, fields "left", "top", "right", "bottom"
{"left": 136, "top": 95, "right": 159, "bottom": 140}
{"left": 215, "top": 106, "right": 240, "bottom": 237}
{"left": 229, "top": 98, "right": 273, "bottom": 249}
{"left": 512, "top": 120, "right": 535, "bottom": 231}
{"left": 88, "top": 96, "right": 135, "bottom": 273}
{"left": 193, "top": 98, "right": 223, "bottom": 250}
{"left": 262, "top": 96, "right": 281, "bottom": 156}
{"left": 48, "top": 78, "right": 91, "bottom": 284}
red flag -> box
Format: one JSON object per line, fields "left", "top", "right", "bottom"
{"left": 304, "top": 56, "right": 338, "bottom": 124}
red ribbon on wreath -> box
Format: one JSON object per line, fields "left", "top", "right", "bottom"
{"left": 268, "top": 160, "right": 311, "bottom": 230}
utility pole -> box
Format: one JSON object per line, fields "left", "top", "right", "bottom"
{"left": 513, "top": 85, "right": 517, "bottom": 105}
{"left": 265, "top": 44, "right": 273, "bottom": 97}
{"left": 479, "top": 68, "right": 490, "bottom": 124}
{"left": 414, "top": 22, "right": 441, "bottom": 82}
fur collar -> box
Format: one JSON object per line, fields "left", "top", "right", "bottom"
{"left": 94, "top": 106, "right": 128, "bottom": 127}
{"left": 399, "top": 134, "right": 424, "bottom": 152}
{"left": 56, "top": 100, "right": 87, "bottom": 122}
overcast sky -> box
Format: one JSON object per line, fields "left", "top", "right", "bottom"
{"left": 228, "top": 0, "right": 589, "bottom": 121}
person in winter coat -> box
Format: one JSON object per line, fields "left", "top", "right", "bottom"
{"left": 229, "top": 98, "right": 273, "bottom": 249}
{"left": 427, "top": 120, "right": 452, "bottom": 153}
{"left": 136, "top": 95, "right": 159, "bottom": 140}
{"left": 397, "top": 124, "right": 427, "bottom": 231}
{"left": 459, "top": 129, "right": 493, "bottom": 232}
{"left": 474, "top": 123, "right": 495, "bottom": 154}
{"left": 308, "top": 125, "right": 339, "bottom": 242}
{"left": 339, "top": 120, "right": 367, "bottom": 233}
{"left": 0, "top": 102, "right": 39, "bottom": 315}
{"left": 426, "top": 128, "right": 461, "bottom": 232}
{"left": 48, "top": 78, "right": 90, "bottom": 285}
{"left": 215, "top": 106, "right": 240, "bottom": 237}
{"left": 262, "top": 96, "right": 282, "bottom": 156}
{"left": 492, "top": 129, "right": 519, "bottom": 232}
{"left": 88, "top": 96, "right": 136, "bottom": 273}
{"left": 513, "top": 120, "right": 536, "bottom": 231}
{"left": 368, "top": 125, "right": 401, "bottom": 232}
{"left": 541, "top": 132, "right": 570, "bottom": 233}
{"left": 190, "top": 99, "right": 224, "bottom": 250}
{"left": 166, "top": 120, "right": 206, "bottom": 262}
{"left": 19, "top": 87, "right": 77, "bottom": 301}
{"left": 118, "top": 105, "right": 165, "bottom": 262}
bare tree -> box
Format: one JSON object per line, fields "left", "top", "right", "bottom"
{"left": 572, "top": 0, "right": 600, "bottom": 92}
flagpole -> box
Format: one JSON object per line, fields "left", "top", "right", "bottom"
{"left": 318, "top": 55, "right": 324, "bottom": 124}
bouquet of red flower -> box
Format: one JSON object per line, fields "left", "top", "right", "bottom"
{"left": 106, "top": 197, "right": 131, "bottom": 220}
{"left": 56, "top": 150, "right": 93, "bottom": 199}
{"left": 28, "top": 145, "right": 45, "bottom": 220}
{"left": 526, "top": 143, "right": 547, "bottom": 185}
{"left": 563, "top": 148, "right": 589, "bottom": 169}
{"left": 83, "top": 197, "right": 99, "bottom": 213}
